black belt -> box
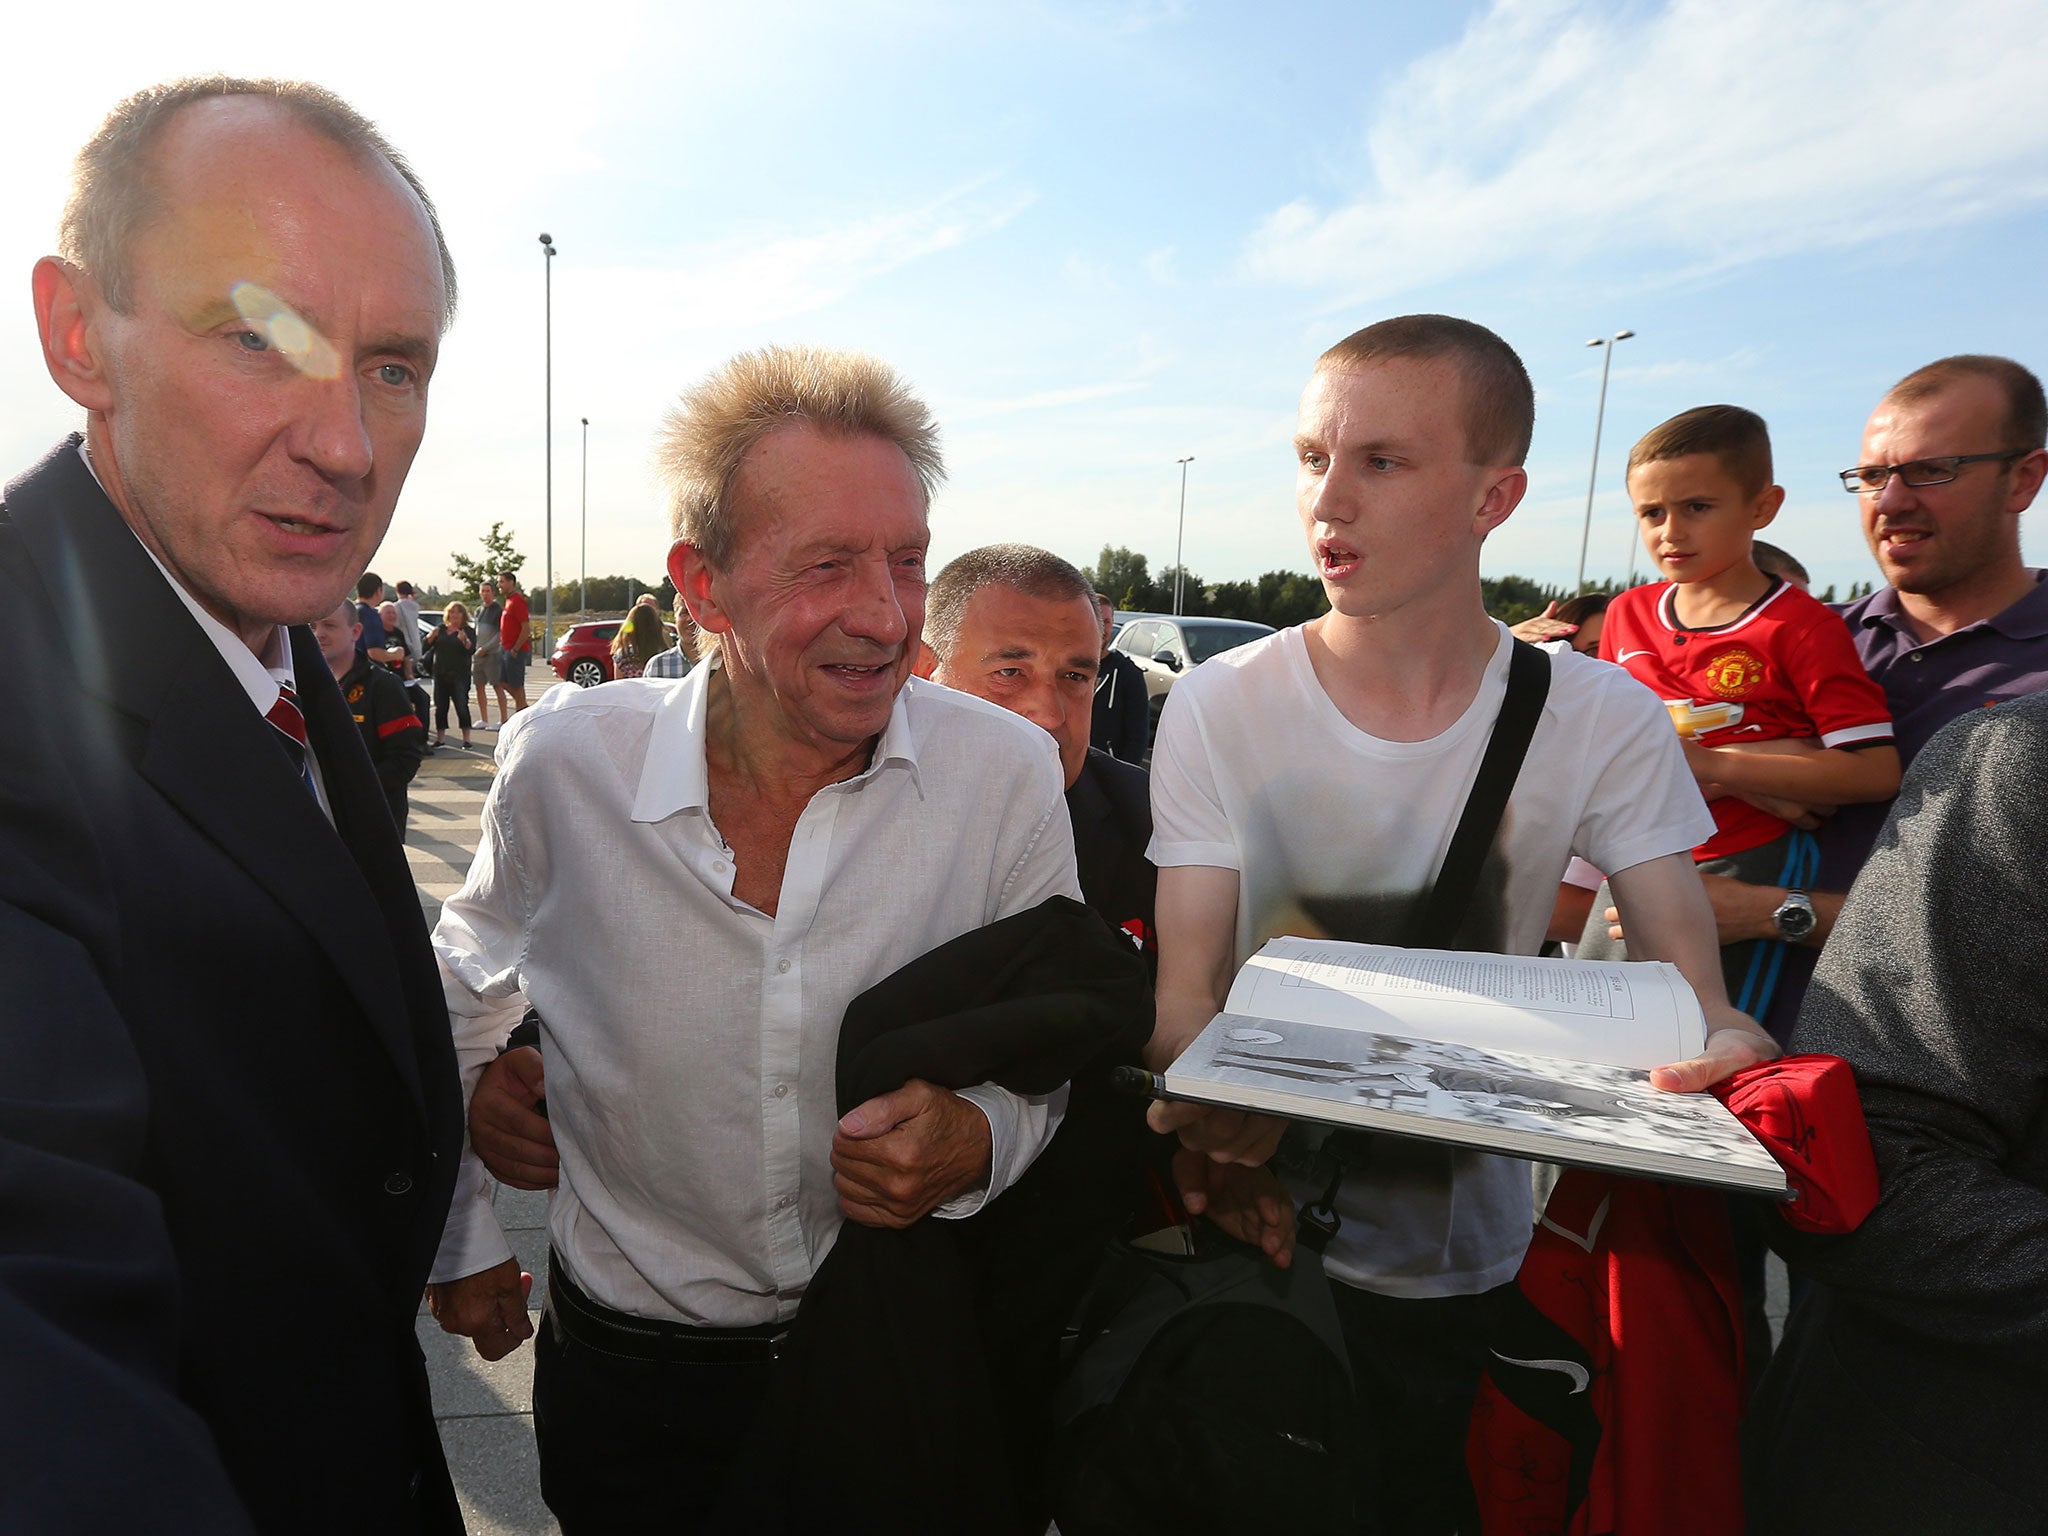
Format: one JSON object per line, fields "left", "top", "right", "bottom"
{"left": 545, "top": 1250, "right": 788, "bottom": 1365}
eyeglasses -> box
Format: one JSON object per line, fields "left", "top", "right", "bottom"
{"left": 1838, "top": 451, "right": 2026, "bottom": 494}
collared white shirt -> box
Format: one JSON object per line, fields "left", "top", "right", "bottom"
{"left": 80, "top": 442, "right": 331, "bottom": 817}
{"left": 428, "top": 667, "right": 1083, "bottom": 1325}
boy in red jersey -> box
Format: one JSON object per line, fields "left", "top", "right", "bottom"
{"left": 1579, "top": 405, "right": 1900, "bottom": 1018}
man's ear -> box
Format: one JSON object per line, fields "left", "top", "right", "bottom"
{"left": 1752, "top": 484, "right": 1787, "bottom": 529}
{"left": 912, "top": 642, "right": 940, "bottom": 682}
{"left": 33, "top": 257, "right": 115, "bottom": 413}
{"left": 671, "top": 540, "right": 727, "bottom": 641}
{"left": 1473, "top": 466, "right": 1529, "bottom": 540}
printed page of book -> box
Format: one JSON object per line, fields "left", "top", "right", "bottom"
{"left": 1167, "top": 1012, "right": 1786, "bottom": 1195}
{"left": 1221, "top": 937, "right": 1703, "bottom": 1070}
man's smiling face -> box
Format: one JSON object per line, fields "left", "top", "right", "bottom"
{"left": 62, "top": 96, "right": 446, "bottom": 647}
{"left": 1857, "top": 375, "right": 2034, "bottom": 600}
{"left": 703, "top": 424, "right": 931, "bottom": 753}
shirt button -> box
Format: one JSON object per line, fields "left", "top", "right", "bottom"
{"left": 1909, "top": 651, "right": 1924, "bottom": 663}
{"left": 713, "top": 860, "right": 727, "bottom": 873}
{"left": 777, "top": 1194, "right": 796, "bottom": 1210}
{"left": 777, "top": 960, "right": 791, "bottom": 974}
{"left": 383, "top": 1172, "right": 414, "bottom": 1196}
{"left": 773, "top": 1083, "right": 789, "bottom": 1099}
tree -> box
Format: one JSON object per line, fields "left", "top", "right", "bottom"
{"left": 448, "top": 522, "right": 526, "bottom": 599}
{"left": 1086, "top": 546, "right": 1161, "bottom": 611}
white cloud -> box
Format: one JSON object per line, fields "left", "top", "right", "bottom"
{"left": 1246, "top": 0, "right": 2048, "bottom": 302}
{"left": 589, "top": 182, "right": 1034, "bottom": 334}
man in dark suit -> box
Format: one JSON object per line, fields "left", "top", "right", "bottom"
{"left": 0, "top": 77, "right": 470, "bottom": 1533}
{"left": 1090, "top": 591, "right": 1152, "bottom": 765}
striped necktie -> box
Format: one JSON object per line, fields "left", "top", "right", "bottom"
{"left": 265, "top": 682, "right": 319, "bottom": 799}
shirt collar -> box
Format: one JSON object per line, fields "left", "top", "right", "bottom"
{"left": 1854, "top": 569, "right": 2048, "bottom": 642}
{"left": 629, "top": 661, "right": 924, "bottom": 823}
{"left": 79, "top": 441, "right": 294, "bottom": 713}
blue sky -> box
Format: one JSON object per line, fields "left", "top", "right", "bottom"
{"left": 4, "top": 0, "right": 2045, "bottom": 601}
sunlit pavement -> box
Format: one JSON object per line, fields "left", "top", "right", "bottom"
{"left": 405, "top": 722, "right": 560, "bottom": 1535}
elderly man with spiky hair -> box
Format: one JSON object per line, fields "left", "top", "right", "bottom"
{"left": 426, "top": 346, "right": 1082, "bottom": 1531}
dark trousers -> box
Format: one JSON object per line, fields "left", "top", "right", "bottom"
{"left": 533, "top": 1265, "right": 779, "bottom": 1536}
{"left": 1329, "top": 1280, "right": 1505, "bottom": 1536}
{"left": 433, "top": 673, "right": 472, "bottom": 734}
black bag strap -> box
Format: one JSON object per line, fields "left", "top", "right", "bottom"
{"left": 1399, "top": 637, "right": 1552, "bottom": 949}
{"left": 1298, "top": 638, "right": 1552, "bottom": 1255}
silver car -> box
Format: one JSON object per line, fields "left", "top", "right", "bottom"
{"left": 1110, "top": 614, "right": 1276, "bottom": 731}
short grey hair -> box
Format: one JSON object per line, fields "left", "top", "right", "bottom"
{"left": 924, "top": 544, "right": 1096, "bottom": 661}
{"left": 60, "top": 76, "right": 458, "bottom": 324}
{"left": 656, "top": 345, "right": 944, "bottom": 572}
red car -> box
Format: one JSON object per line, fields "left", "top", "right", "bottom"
{"left": 549, "top": 620, "right": 678, "bottom": 688}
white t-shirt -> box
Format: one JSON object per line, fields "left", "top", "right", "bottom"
{"left": 1147, "top": 620, "right": 1712, "bottom": 1297}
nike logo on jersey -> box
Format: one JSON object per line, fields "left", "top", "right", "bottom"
{"left": 1616, "top": 648, "right": 1655, "bottom": 663}
{"left": 1490, "top": 1350, "right": 1591, "bottom": 1395}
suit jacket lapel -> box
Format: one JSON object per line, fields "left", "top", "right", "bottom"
{"left": 7, "top": 438, "right": 428, "bottom": 1116}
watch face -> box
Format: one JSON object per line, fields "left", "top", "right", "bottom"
{"left": 1775, "top": 898, "right": 1816, "bottom": 941}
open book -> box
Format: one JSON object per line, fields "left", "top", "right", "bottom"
{"left": 1163, "top": 937, "right": 1787, "bottom": 1196}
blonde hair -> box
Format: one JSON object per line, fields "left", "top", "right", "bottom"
{"left": 656, "top": 345, "right": 943, "bottom": 570}
{"left": 60, "top": 76, "right": 457, "bottom": 323}
{"left": 656, "top": 346, "right": 943, "bottom": 661}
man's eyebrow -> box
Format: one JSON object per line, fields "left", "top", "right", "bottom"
{"left": 361, "top": 332, "right": 439, "bottom": 367}
{"left": 979, "top": 644, "right": 1037, "bottom": 662}
{"left": 1066, "top": 652, "right": 1101, "bottom": 673}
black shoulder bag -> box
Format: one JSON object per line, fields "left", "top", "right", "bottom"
{"left": 1296, "top": 637, "right": 1552, "bottom": 1252}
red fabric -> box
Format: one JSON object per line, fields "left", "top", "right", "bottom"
{"left": 377, "top": 713, "right": 423, "bottom": 739}
{"left": 1468, "top": 1054, "right": 1880, "bottom": 1535}
{"left": 500, "top": 591, "right": 530, "bottom": 652}
{"left": 1599, "top": 580, "right": 1893, "bottom": 859}
{"left": 1708, "top": 1054, "right": 1879, "bottom": 1234}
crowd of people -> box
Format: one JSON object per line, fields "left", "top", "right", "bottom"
{"left": 3, "top": 74, "right": 2044, "bottom": 1536}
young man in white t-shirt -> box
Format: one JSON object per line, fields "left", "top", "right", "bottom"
{"left": 1142, "top": 315, "right": 1780, "bottom": 1531}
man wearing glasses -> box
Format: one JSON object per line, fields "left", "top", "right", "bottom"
{"left": 1743, "top": 359, "right": 2048, "bottom": 1532}
{"left": 1687, "top": 354, "right": 2048, "bottom": 1038}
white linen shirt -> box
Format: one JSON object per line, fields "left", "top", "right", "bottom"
{"left": 428, "top": 667, "right": 1083, "bottom": 1325}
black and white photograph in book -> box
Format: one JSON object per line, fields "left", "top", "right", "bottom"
{"left": 1173, "top": 1014, "right": 1789, "bottom": 1194}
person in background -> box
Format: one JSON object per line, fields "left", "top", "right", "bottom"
{"left": 497, "top": 568, "right": 531, "bottom": 713}
{"left": 1512, "top": 590, "right": 1612, "bottom": 656}
{"left": 610, "top": 603, "right": 667, "bottom": 680}
{"left": 395, "top": 578, "right": 426, "bottom": 672}
{"left": 643, "top": 592, "right": 697, "bottom": 679}
{"left": 474, "top": 578, "right": 507, "bottom": 727}
{"left": 319, "top": 601, "right": 428, "bottom": 830}
{"left": 1744, "top": 540, "right": 1810, "bottom": 589}
{"left": 426, "top": 600, "right": 477, "bottom": 749}
{"left": 1577, "top": 404, "right": 1899, "bottom": 1023}
{"left": 1695, "top": 355, "right": 2048, "bottom": 1042}
{"left": 1752, "top": 540, "right": 1809, "bottom": 591}
{"left": 381, "top": 598, "right": 434, "bottom": 738}
{"left": 357, "top": 571, "right": 404, "bottom": 668}
{"left": 1089, "top": 592, "right": 1150, "bottom": 764}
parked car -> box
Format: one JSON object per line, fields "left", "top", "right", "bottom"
{"left": 1110, "top": 614, "right": 1276, "bottom": 729}
{"left": 550, "top": 619, "right": 680, "bottom": 688}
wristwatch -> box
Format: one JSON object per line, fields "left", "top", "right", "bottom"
{"left": 1771, "top": 889, "right": 1817, "bottom": 943}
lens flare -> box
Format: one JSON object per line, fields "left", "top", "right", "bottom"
{"left": 230, "top": 281, "right": 341, "bottom": 380}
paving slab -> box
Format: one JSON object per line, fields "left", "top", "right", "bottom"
{"left": 438, "top": 1412, "right": 560, "bottom": 1536}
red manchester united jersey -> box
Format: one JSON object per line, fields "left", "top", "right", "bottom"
{"left": 1600, "top": 579, "right": 1893, "bottom": 860}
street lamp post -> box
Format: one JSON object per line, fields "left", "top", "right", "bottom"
{"left": 1173, "top": 456, "right": 1195, "bottom": 615}
{"left": 540, "top": 233, "right": 557, "bottom": 657}
{"left": 1573, "top": 329, "right": 1635, "bottom": 593}
{"left": 579, "top": 417, "right": 589, "bottom": 616}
